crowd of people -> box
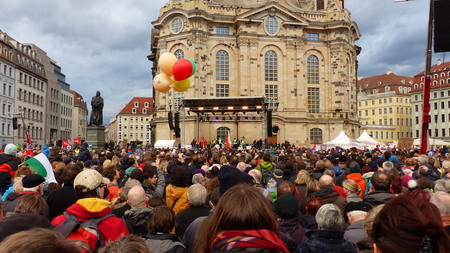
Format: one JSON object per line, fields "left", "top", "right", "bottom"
{"left": 0, "top": 141, "right": 449, "bottom": 252}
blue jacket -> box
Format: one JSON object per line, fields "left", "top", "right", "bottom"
{"left": 295, "top": 230, "right": 357, "bottom": 253}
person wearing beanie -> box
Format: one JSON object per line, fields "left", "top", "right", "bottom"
{"left": 218, "top": 165, "right": 254, "bottom": 195}
{"left": 274, "top": 194, "right": 308, "bottom": 251}
{"left": 0, "top": 144, "right": 19, "bottom": 193}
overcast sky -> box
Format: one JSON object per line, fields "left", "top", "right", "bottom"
{"left": 0, "top": 0, "right": 440, "bottom": 123}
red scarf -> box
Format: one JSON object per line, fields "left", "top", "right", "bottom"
{"left": 212, "top": 229, "right": 289, "bottom": 253}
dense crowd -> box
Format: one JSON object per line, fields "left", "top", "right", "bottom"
{"left": 0, "top": 142, "right": 449, "bottom": 253}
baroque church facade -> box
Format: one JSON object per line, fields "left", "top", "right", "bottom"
{"left": 149, "top": 0, "right": 361, "bottom": 146}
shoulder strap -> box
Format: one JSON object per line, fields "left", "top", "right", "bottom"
{"left": 171, "top": 196, "right": 181, "bottom": 209}
{"left": 106, "top": 183, "right": 118, "bottom": 189}
{"left": 295, "top": 186, "right": 303, "bottom": 199}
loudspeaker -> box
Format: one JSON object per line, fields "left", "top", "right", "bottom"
{"left": 273, "top": 125, "right": 279, "bottom": 134}
{"left": 267, "top": 111, "right": 273, "bottom": 137}
{"left": 12, "top": 118, "right": 18, "bottom": 129}
{"left": 434, "top": 0, "right": 450, "bottom": 52}
{"left": 174, "top": 112, "right": 180, "bottom": 138}
{"left": 168, "top": 112, "right": 174, "bottom": 130}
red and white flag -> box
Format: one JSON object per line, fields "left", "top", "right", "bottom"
{"left": 25, "top": 131, "right": 32, "bottom": 145}
{"left": 201, "top": 136, "right": 205, "bottom": 149}
{"left": 73, "top": 138, "right": 81, "bottom": 145}
{"left": 62, "top": 139, "right": 70, "bottom": 148}
{"left": 226, "top": 131, "right": 231, "bottom": 148}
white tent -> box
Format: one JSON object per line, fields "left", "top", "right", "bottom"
{"left": 324, "top": 130, "right": 359, "bottom": 149}
{"left": 413, "top": 138, "right": 450, "bottom": 147}
{"left": 357, "top": 130, "right": 381, "bottom": 147}
{"left": 154, "top": 140, "right": 179, "bottom": 149}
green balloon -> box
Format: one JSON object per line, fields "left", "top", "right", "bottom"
{"left": 187, "top": 58, "right": 197, "bottom": 77}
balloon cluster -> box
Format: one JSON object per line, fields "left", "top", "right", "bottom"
{"left": 153, "top": 52, "right": 197, "bottom": 93}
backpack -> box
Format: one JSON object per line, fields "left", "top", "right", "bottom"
{"left": 62, "top": 212, "right": 114, "bottom": 253}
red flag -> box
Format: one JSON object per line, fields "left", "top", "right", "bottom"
{"left": 62, "top": 139, "right": 70, "bottom": 148}
{"left": 73, "top": 138, "right": 81, "bottom": 145}
{"left": 226, "top": 131, "right": 231, "bottom": 148}
{"left": 201, "top": 136, "right": 205, "bottom": 149}
{"left": 25, "top": 131, "right": 32, "bottom": 145}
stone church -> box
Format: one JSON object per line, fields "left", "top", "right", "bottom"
{"left": 149, "top": 0, "right": 361, "bottom": 146}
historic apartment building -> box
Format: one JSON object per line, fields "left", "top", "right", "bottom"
{"left": 0, "top": 32, "right": 15, "bottom": 146}
{"left": 115, "top": 97, "right": 153, "bottom": 146}
{"left": 149, "top": 0, "right": 361, "bottom": 146}
{"left": 411, "top": 60, "right": 450, "bottom": 141}
{"left": 70, "top": 90, "right": 88, "bottom": 141}
{"left": 357, "top": 71, "right": 413, "bottom": 144}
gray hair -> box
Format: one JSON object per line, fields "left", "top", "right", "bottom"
{"left": 248, "top": 169, "right": 262, "bottom": 184}
{"left": 236, "top": 162, "right": 247, "bottom": 172}
{"left": 430, "top": 192, "right": 450, "bottom": 215}
{"left": 316, "top": 204, "right": 345, "bottom": 231}
{"left": 382, "top": 161, "right": 394, "bottom": 172}
{"left": 192, "top": 174, "right": 205, "bottom": 185}
{"left": 434, "top": 179, "right": 450, "bottom": 193}
{"left": 417, "top": 154, "right": 429, "bottom": 165}
{"left": 319, "top": 175, "right": 334, "bottom": 189}
{"left": 187, "top": 183, "right": 207, "bottom": 206}
{"left": 123, "top": 179, "right": 142, "bottom": 200}
{"left": 442, "top": 161, "right": 450, "bottom": 170}
{"left": 347, "top": 210, "right": 368, "bottom": 220}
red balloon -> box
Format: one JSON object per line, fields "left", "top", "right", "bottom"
{"left": 173, "top": 59, "right": 193, "bottom": 81}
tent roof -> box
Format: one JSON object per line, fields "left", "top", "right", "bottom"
{"left": 324, "top": 130, "right": 358, "bottom": 149}
{"left": 357, "top": 130, "right": 380, "bottom": 144}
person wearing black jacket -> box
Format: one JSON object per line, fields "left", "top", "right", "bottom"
{"left": 0, "top": 144, "right": 19, "bottom": 193}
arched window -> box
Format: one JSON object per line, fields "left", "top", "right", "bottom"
{"left": 265, "top": 50, "right": 278, "bottom": 81}
{"left": 217, "top": 126, "right": 230, "bottom": 141}
{"left": 171, "top": 17, "right": 183, "bottom": 34}
{"left": 310, "top": 128, "right": 322, "bottom": 144}
{"left": 174, "top": 49, "right": 184, "bottom": 59}
{"left": 307, "top": 55, "right": 319, "bottom": 84}
{"left": 216, "top": 50, "right": 229, "bottom": 80}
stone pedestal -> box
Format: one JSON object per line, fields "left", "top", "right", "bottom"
{"left": 86, "top": 125, "right": 105, "bottom": 150}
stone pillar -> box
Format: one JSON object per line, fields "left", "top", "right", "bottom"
{"left": 86, "top": 126, "right": 106, "bottom": 150}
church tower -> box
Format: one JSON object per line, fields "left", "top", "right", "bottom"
{"left": 149, "top": 0, "right": 361, "bottom": 146}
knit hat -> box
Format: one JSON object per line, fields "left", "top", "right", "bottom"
{"left": 4, "top": 144, "right": 17, "bottom": 156}
{"left": 274, "top": 194, "right": 298, "bottom": 219}
{"left": 348, "top": 161, "right": 361, "bottom": 174}
{"left": 194, "top": 169, "right": 206, "bottom": 176}
{"left": 218, "top": 165, "right": 254, "bottom": 194}
{"left": 344, "top": 201, "right": 372, "bottom": 220}
{"left": 22, "top": 174, "right": 45, "bottom": 188}
{"left": 74, "top": 169, "right": 110, "bottom": 192}
{"left": 125, "top": 167, "right": 136, "bottom": 176}
{"left": 84, "top": 160, "right": 93, "bottom": 168}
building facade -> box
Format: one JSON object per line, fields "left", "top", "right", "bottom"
{"left": 411, "top": 60, "right": 450, "bottom": 142}
{"left": 357, "top": 71, "right": 413, "bottom": 144}
{"left": 0, "top": 32, "right": 15, "bottom": 146}
{"left": 149, "top": 0, "right": 361, "bottom": 146}
{"left": 106, "top": 116, "right": 117, "bottom": 146}
{"left": 116, "top": 97, "right": 153, "bottom": 146}
{"left": 52, "top": 62, "right": 74, "bottom": 141}
{"left": 70, "top": 90, "right": 88, "bottom": 141}
{"left": 44, "top": 60, "right": 61, "bottom": 144}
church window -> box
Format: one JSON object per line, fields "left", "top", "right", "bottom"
{"left": 265, "top": 84, "right": 278, "bottom": 101}
{"left": 307, "top": 33, "right": 319, "bottom": 41}
{"left": 308, "top": 87, "right": 320, "bottom": 113}
{"left": 310, "top": 128, "right": 322, "bottom": 144}
{"left": 217, "top": 127, "right": 230, "bottom": 141}
{"left": 265, "top": 50, "right": 278, "bottom": 81}
{"left": 171, "top": 17, "right": 183, "bottom": 34}
{"left": 216, "top": 84, "right": 229, "bottom": 97}
{"left": 264, "top": 17, "right": 278, "bottom": 35}
{"left": 307, "top": 55, "right": 319, "bottom": 84}
{"left": 216, "top": 50, "right": 229, "bottom": 81}
{"left": 317, "top": 0, "right": 325, "bottom": 10}
{"left": 216, "top": 27, "right": 230, "bottom": 35}
{"left": 174, "top": 49, "right": 184, "bottom": 59}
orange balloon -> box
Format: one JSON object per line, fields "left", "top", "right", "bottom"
{"left": 158, "top": 53, "right": 177, "bottom": 76}
{"left": 153, "top": 73, "right": 171, "bottom": 93}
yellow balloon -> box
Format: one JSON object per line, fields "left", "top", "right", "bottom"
{"left": 153, "top": 73, "right": 172, "bottom": 93}
{"left": 173, "top": 78, "right": 191, "bottom": 92}
{"left": 158, "top": 52, "right": 177, "bottom": 76}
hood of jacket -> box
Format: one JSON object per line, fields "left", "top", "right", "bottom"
{"left": 166, "top": 185, "right": 188, "bottom": 200}
{"left": 346, "top": 173, "right": 364, "bottom": 184}
{"left": 259, "top": 161, "right": 273, "bottom": 171}
{"left": 124, "top": 208, "right": 153, "bottom": 235}
{"left": 312, "top": 188, "right": 339, "bottom": 202}
{"left": 145, "top": 233, "right": 185, "bottom": 253}
{"left": 66, "top": 198, "right": 111, "bottom": 219}
{"left": 0, "top": 154, "right": 16, "bottom": 165}
{"left": 364, "top": 190, "right": 393, "bottom": 206}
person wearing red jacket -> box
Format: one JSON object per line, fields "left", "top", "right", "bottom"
{"left": 51, "top": 169, "right": 128, "bottom": 243}
{"left": 0, "top": 144, "right": 19, "bottom": 193}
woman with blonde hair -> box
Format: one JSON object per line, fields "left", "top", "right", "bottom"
{"left": 194, "top": 184, "right": 289, "bottom": 253}
{"left": 342, "top": 179, "right": 362, "bottom": 203}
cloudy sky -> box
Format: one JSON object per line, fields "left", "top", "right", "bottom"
{"left": 0, "top": 0, "right": 439, "bottom": 122}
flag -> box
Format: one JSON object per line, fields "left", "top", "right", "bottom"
{"left": 201, "top": 136, "right": 205, "bottom": 149}
{"left": 226, "top": 131, "right": 231, "bottom": 148}
{"left": 62, "top": 139, "right": 70, "bottom": 148}
{"left": 73, "top": 138, "right": 81, "bottom": 145}
{"left": 24, "top": 153, "right": 57, "bottom": 183}
{"left": 25, "top": 131, "right": 32, "bottom": 145}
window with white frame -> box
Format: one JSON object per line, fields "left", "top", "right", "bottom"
{"left": 265, "top": 50, "right": 278, "bottom": 81}
{"left": 216, "top": 50, "right": 229, "bottom": 81}
{"left": 216, "top": 84, "right": 229, "bottom": 97}
{"left": 265, "top": 84, "right": 278, "bottom": 100}
{"left": 175, "top": 49, "right": 184, "bottom": 59}
{"left": 216, "top": 27, "right": 230, "bottom": 35}
{"left": 308, "top": 87, "right": 320, "bottom": 113}
{"left": 132, "top": 108, "right": 137, "bottom": 114}
{"left": 307, "top": 55, "right": 319, "bottom": 84}
{"left": 307, "top": 33, "right": 319, "bottom": 41}
{"left": 217, "top": 126, "right": 230, "bottom": 141}
{"left": 171, "top": 17, "right": 183, "bottom": 34}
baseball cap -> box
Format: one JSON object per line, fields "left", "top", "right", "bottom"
{"left": 74, "top": 169, "right": 110, "bottom": 192}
